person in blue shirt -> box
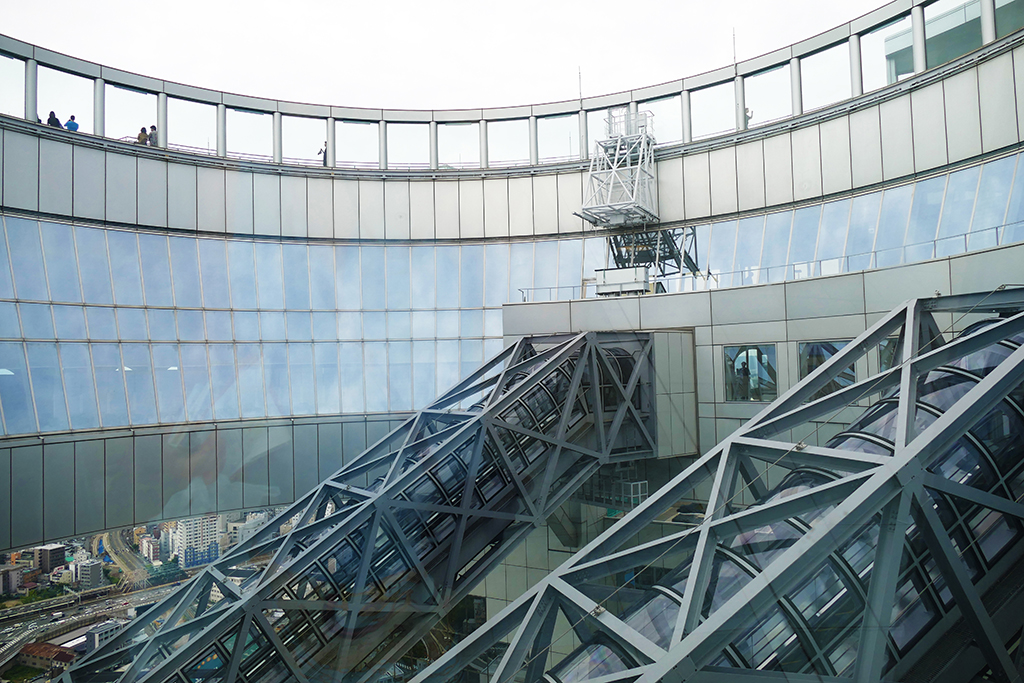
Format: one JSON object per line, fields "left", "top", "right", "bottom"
{"left": 65, "top": 115, "right": 79, "bottom": 131}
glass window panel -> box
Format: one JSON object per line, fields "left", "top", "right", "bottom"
{"left": 388, "top": 311, "right": 411, "bottom": 339}
{"left": 116, "top": 309, "right": 148, "bottom": 341}
{"left": 53, "top": 305, "right": 86, "bottom": 340}
{"left": 461, "top": 310, "right": 483, "bottom": 338}
{"left": 437, "top": 340, "right": 460, "bottom": 397}
{"left": 0, "top": 221, "right": 15, "bottom": 298}
{"left": 59, "top": 343, "right": 99, "bottom": 429}
{"left": 744, "top": 64, "right": 791, "bottom": 127}
{"left": 734, "top": 217, "right": 765, "bottom": 286}
{"left": 724, "top": 345, "right": 778, "bottom": 402}
{"left": 340, "top": 342, "right": 364, "bottom": 412}
{"left": 875, "top": 184, "right": 914, "bottom": 262}
{"left": 336, "top": 246, "right": 361, "bottom": 309}
{"left": 488, "top": 119, "right": 530, "bottom": 166}
{"left": 533, "top": 241, "right": 558, "bottom": 300}
{"left": 818, "top": 199, "right": 851, "bottom": 271}
{"left": 169, "top": 237, "right": 202, "bottom": 308}
{"left": 0, "top": 342, "right": 34, "bottom": 434}
{"left": 235, "top": 344, "right": 264, "bottom": 418}
{"left": 1004, "top": 154, "right": 1024, "bottom": 244}
{"left": 386, "top": 247, "right": 411, "bottom": 310}
{"left": 410, "top": 246, "right": 436, "bottom": 310}
{"left": 180, "top": 345, "right": 213, "bottom": 422}
{"left": 925, "top": 0, "right": 983, "bottom": 69}
{"left": 861, "top": 15, "right": 915, "bottom": 92}
{"left": 846, "top": 193, "right": 883, "bottom": 270}
{"left": 996, "top": 0, "right": 1024, "bottom": 36}
{"left": 461, "top": 246, "right": 484, "bottom": 308}
{"left": 105, "top": 84, "right": 156, "bottom": 143}
{"left": 75, "top": 227, "right": 113, "bottom": 304}
{"left": 691, "top": 82, "right": 734, "bottom": 139}
{"left": 708, "top": 221, "right": 738, "bottom": 287}
{"left": 438, "top": 122, "right": 480, "bottom": 168}
{"left": 107, "top": 231, "right": 144, "bottom": 305}
{"left": 312, "top": 311, "right": 336, "bottom": 341}
{"left": 638, "top": 97, "right": 681, "bottom": 145}
{"left": 537, "top": 114, "right": 580, "bottom": 160}
{"left": 790, "top": 206, "right": 822, "bottom": 277}
{"left": 122, "top": 344, "right": 158, "bottom": 424}
{"left": 199, "top": 240, "right": 230, "bottom": 309}
{"left": 485, "top": 310, "right": 502, "bottom": 337}
{"left": 226, "top": 108, "right": 272, "bottom": 159}
{"left": 282, "top": 244, "right": 310, "bottom": 310}
{"left": 582, "top": 237, "right": 607, "bottom": 281}
{"left": 0, "top": 303, "right": 18, "bottom": 338}
{"left": 314, "top": 343, "right": 340, "bottom": 414}
{"left": 91, "top": 343, "right": 129, "bottom": 427}
{"left": 436, "top": 247, "right": 460, "bottom": 308}
{"left": 20, "top": 304, "right": 54, "bottom": 339}
{"left": 226, "top": 241, "right": 258, "bottom": 309}
{"left": 287, "top": 312, "right": 312, "bottom": 341}
{"left": 6, "top": 217, "right": 49, "bottom": 301}
{"left": 167, "top": 97, "right": 217, "bottom": 153}
{"left": 969, "top": 155, "right": 1015, "bottom": 250}
{"left": 233, "top": 311, "right": 259, "bottom": 341}
{"left": 361, "top": 246, "right": 385, "bottom": 310}
{"left": 0, "top": 54, "right": 25, "bottom": 119}
{"left": 40, "top": 222, "right": 82, "bottom": 303}
{"left": 308, "top": 246, "right": 336, "bottom": 310}
{"left": 27, "top": 342, "right": 68, "bottom": 432}
{"left": 585, "top": 109, "right": 611, "bottom": 158}
{"left": 461, "top": 339, "right": 483, "bottom": 380}
{"left": 260, "top": 311, "right": 286, "bottom": 341}
{"left": 557, "top": 240, "right": 582, "bottom": 297}
{"left": 389, "top": 341, "right": 412, "bottom": 411}
{"left": 437, "top": 311, "right": 459, "bottom": 338}
{"left": 363, "top": 312, "right": 386, "bottom": 339}
{"left": 254, "top": 242, "right": 284, "bottom": 309}
{"left": 152, "top": 344, "right": 185, "bottom": 423}
{"left": 936, "top": 165, "right": 981, "bottom": 257}
{"left": 906, "top": 175, "right": 947, "bottom": 261}
{"left": 209, "top": 344, "right": 241, "bottom": 419}
{"left": 177, "top": 310, "right": 205, "bottom": 341}
{"left": 761, "top": 212, "right": 793, "bottom": 281}
{"left": 364, "top": 342, "right": 388, "bottom": 412}
{"left": 282, "top": 115, "right": 327, "bottom": 164}
{"left": 338, "top": 312, "right": 361, "bottom": 341}
{"left": 387, "top": 123, "right": 429, "bottom": 168}
{"left": 799, "top": 341, "right": 854, "bottom": 401}
{"left": 336, "top": 120, "right": 379, "bottom": 167}
{"left": 147, "top": 309, "right": 176, "bottom": 341}
{"left": 484, "top": 244, "right": 509, "bottom": 307}
{"left": 289, "top": 344, "right": 315, "bottom": 415}
{"left": 133, "top": 236, "right": 173, "bottom": 308}
{"left": 801, "top": 43, "right": 852, "bottom": 112}
{"left": 412, "top": 311, "right": 434, "bottom": 339}
{"left": 263, "top": 344, "right": 290, "bottom": 416}
{"left": 412, "top": 341, "right": 435, "bottom": 409}
{"left": 205, "top": 311, "right": 232, "bottom": 341}
{"left": 86, "top": 307, "right": 118, "bottom": 340}
{"left": 38, "top": 66, "right": 93, "bottom": 133}
{"left": 509, "top": 243, "right": 534, "bottom": 303}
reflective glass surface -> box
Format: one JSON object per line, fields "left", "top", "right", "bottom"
{"left": 724, "top": 345, "right": 778, "bottom": 402}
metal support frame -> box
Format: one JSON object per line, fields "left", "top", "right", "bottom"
{"left": 414, "top": 289, "right": 1024, "bottom": 683}
{"left": 580, "top": 110, "right": 659, "bottom": 228}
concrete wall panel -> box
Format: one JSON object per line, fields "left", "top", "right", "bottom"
{"left": 280, "top": 175, "right": 308, "bottom": 237}
{"left": 556, "top": 172, "right": 583, "bottom": 233}
{"left": 849, "top": 107, "right": 883, "bottom": 187}
{"left": 137, "top": 157, "right": 168, "bottom": 229}
{"left": 709, "top": 147, "right": 738, "bottom": 215}
{"left": 3, "top": 131, "right": 37, "bottom": 211}
{"left": 819, "top": 117, "right": 852, "bottom": 195}
{"left": 736, "top": 140, "right": 765, "bottom": 212}
{"left": 880, "top": 96, "right": 915, "bottom": 180}
{"left": 409, "top": 181, "right": 435, "bottom": 239}
{"left": 105, "top": 152, "right": 136, "bottom": 224}
{"left": 763, "top": 132, "right": 794, "bottom": 206}
{"left": 307, "top": 177, "right": 333, "bottom": 238}
{"left": 459, "top": 179, "right": 485, "bottom": 238}
{"left": 978, "top": 52, "right": 1018, "bottom": 153}
{"left": 483, "top": 178, "right": 509, "bottom": 237}
{"left": 943, "top": 68, "right": 982, "bottom": 163}
{"left": 358, "top": 179, "right": 384, "bottom": 239}
{"left": 253, "top": 172, "right": 281, "bottom": 236}
{"left": 333, "top": 178, "right": 359, "bottom": 238}
{"left": 38, "top": 138, "right": 72, "bottom": 216}
{"left": 225, "top": 170, "right": 254, "bottom": 235}
{"left": 533, "top": 175, "right": 559, "bottom": 235}
{"left": 683, "top": 152, "right": 711, "bottom": 218}
{"left": 384, "top": 180, "right": 411, "bottom": 240}
{"left": 167, "top": 162, "right": 198, "bottom": 231}
{"left": 509, "top": 177, "right": 534, "bottom": 236}
{"left": 657, "top": 156, "right": 685, "bottom": 221}
{"left": 791, "top": 125, "right": 822, "bottom": 201}
{"left": 434, "top": 181, "right": 460, "bottom": 239}
{"left": 196, "top": 166, "right": 226, "bottom": 233}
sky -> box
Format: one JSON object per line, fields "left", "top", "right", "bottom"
{"left": 2, "top": 0, "right": 887, "bottom": 111}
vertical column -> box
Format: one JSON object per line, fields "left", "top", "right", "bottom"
{"left": 326, "top": 117, "right": 336, "bottom": 167}
{"left": 681, "top": 90, "right": 692, "bottom": 143}
{"left": 528, "top": 115, "right": 539, "bottom": 165}
{"left": 579, "top": 110, "right": 588, "bottom": 160}
{"left": 981, "top": 0, "right": 997, "bottom": 43}
{"left": 216, "top": 104, "right": 227, "bottom": 157}
{"left": 272, "top": 112, "right": 282, "bottom": 163}
{"left": 734, "top": 75, "right": 746, "bottom": 131}
{"left": 156, "top": 92, "right": 168, "bottom": 148}
{"left": 378, "top": 120, "right": 388, "bottom": 170}
{"left": 912, "top": 5, "right": 927, "bottom": 73}
{"left": 429, "top": 120, "right": 438, "bottom": 170}
{"left": 93, "top": 78, "right": 105, "bottom": 137}
{"left": 790, "top": 57, "right": 803, "bottom": 116}
{"left": 849, "top": 34, "right": 863, "bottom": 97}
{"left": 24, "top": 58, "right": 37, "bottom": 123}
{"left": 479, "top": 119, "right": 489, "bottom": 169}
{"left": 628, "top": 101, "right": 638, "bottom": 116}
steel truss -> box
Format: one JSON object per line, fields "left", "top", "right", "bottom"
{"left": 60, "top": 332, "right": 656, "bottom": 683}
{"left": 581, "top": 110, "right": 658, "bottom": 228}
{"left": 414, "top": 289, "right": 1024, "bottom": 683}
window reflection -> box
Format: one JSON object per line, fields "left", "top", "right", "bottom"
{"left": 798, "top": 341, "right": 854, "bottom": 401}
{"left": 725, "top": 345, "right": 778, "bottom": 402}
{"left": 925, "top": 0, "right": 983, "bottom": 69}
{"left": 861, "top": 15, "right": 914, "bottom": 92}
{"left": 996, "top": 0, "right": 1024, "bottom": 36}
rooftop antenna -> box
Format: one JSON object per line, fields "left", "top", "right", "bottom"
{"left": 732, "top": 27, "right": 737, "bottom": 65}
{"left": 578, "top": 66, "right": 582, "bottom": 100}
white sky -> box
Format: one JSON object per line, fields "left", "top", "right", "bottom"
{"left": 2, "top": 0, "right": 886, "bottom": 111}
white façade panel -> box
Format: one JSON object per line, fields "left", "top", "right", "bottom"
{"left": 849, "top": 106, "right": 882, "bottom": 187}
{"left": 682, "top": 152, "right": 711, "bottom": 219}
{"left": 105, "top": 152, "right": 137, "bottom": 224}
{"left": 225, "top": 170, "right": 254, "bottom": 235}
{"left": 409, "top": 181, "right": 435, "bottom": 238}
{"left": 460, "top": 179, "right": 484, "bottom": 238}
{"left": 384, "top": 180, "right": 411, "bottom": 239}
{"left": 358, "top": 179, "right": 385, "bottom": 239}
{"left": 1015, "top": 45, "right": 1024, "bottom": 145}
{"left": 483, "top": 178, "right": 509, "bottom": 237}
{"left": 979, "top": 52, "right": 1018, "bottom": 153}
{"left": 167, "top": 163, "right": 197, "bottom": 230}
{"left": 762, "top": 133, "right": 793, "bottom": 206}
{"left": 333, "top": 178, "right": 358, "bottom": 238}
{"left": 280, "top": 175, "right": 307, "bottom": 237}
{"left": 136, "top": 157, "right": 168, "bottom": 228}
{"left": 709, "top": 147, "right": 738, "bottom": 215}
{"left": 307, "top": 177, "right": 333, "bottom": 238}
{"left": 791, "top": 125, "right": 822, "bottom": 201}
{"left": 196, "top": 166, "right": 226, "bottom": 233}
{"left": 38, "top": 138, "right": 72, "bottom": 216}
{"left": 735, "top": 140, "right": 765, "bottom": 212}
{"left": 819, "top": 116, "right": 852, "bottom": 195}
{"left": 879, "top": 96, "right": 914, "bottom": 181}
{"left": 911, "top": 84, "right": 948, "bottom": 172}
{"left": 509, "top": 176, "right": 534, "bottom": 236}
{"left": 557, "top": 172, "right": 583, "bottom": 233}
{"left": 2, "top": 131, "right": 38, "bottom": 211}
{"left": 253, "top": 173, "right": 281, "bottom": 236}
{"left": 944, "top": 69, "right": 982, "bottom": 163}
{"left": 434, "top": 181, "right": 460, "bottom": 239}
{"left": 657, "top": 156, "right": 685, "bottom": 221}
{"left": 533, "top": 175, "right": 558, "bottom": 235}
